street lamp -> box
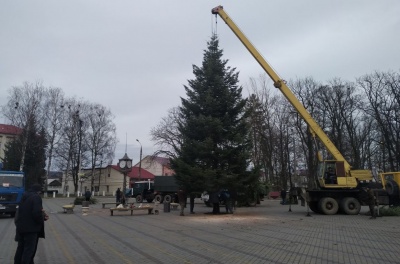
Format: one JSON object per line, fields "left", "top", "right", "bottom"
{"left": 79, "top": 176, "right": 85, "bottom": 194}
{"left": 136, "top": 139, "right": 142, "bottom": 180}
{"left": 98, "top": 159, "right": 102, "bottom": 194}
{"left": 118, "top": 153, "right": 132, "bottom": 193}
{"left": 287, "top": 126, "right": 293, "bottom": 212}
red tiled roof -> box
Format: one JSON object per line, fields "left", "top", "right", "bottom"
{"left": 0, "top": 124, "right": 22, "bottom": 135}
{"left": 128, "top": 167, "right": 154, "bottom": 180}
{"left": 153, "top": 156, "right": 170, "bottom": 166}
{"left": 110, "top": 165, "right": 154, "bottom": 180}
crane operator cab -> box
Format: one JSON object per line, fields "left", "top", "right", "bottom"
{"left": 317, "top": 161, "right": 341, "bottom": 187}
{"left": 325, "top": 166, "right": 337, "bottom": 184}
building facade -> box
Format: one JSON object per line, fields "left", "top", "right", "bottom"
{"left": 62, "top": 164, "right": 156, "bottom": 195}
{"left": 0, "top": 124, "right": 22, "bottom": 168}
{"left": 135, "top": 155, "right": 174, "bottom": 176}
{"left": 59, "top": 156, "right": 174, "bottom": 196}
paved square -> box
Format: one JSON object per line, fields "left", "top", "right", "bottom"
{"left": 1, "top": 197, "right": 399, "bottom": 263}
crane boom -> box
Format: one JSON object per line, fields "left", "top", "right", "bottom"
{"left": 211, "top": 5, "right": 351, "bottom": 173}
{"left": 210, "top": 6, "right": 400, "bottom": 213}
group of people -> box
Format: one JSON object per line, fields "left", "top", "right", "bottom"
{"left": 175, "top": 190, "right": 199, "bottom": 216}
{"left": 176, "top": 189, "right": 235, "bottom": 216}
{"left": 208, "top": 190, "right": 235, "bottom": 214}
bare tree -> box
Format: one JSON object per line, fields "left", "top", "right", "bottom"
{"left": 54, "top": 99, "right": 86, "bottom": 194}
{"left": 315, "top": 79, "right": 373, "bottom": 169}
{"left": 2, "top": 81, "right": 45, "bottom": 171}
{"left": 85, "top": 103, "right": 117, "bottom": 191}
{"left": 42, "top": 87, "right": 66, "bottom": 193}
{"left": 290, "top": 77, "right": 321, "bottom": 188}
{"left": 246, "top": 74, "right": 281, "bottom": 184}
{"left": 358, "top": 71, "right": 400, "bottom": 171}
{"left": 150, "top": 107, "right": 183, "bottom": 159}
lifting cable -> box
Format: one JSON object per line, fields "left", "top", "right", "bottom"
{"left": 212, "top": 12, "right": 218, "bottom": 35}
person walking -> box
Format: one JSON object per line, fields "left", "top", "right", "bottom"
{"left": 280, "top": 189, "right": 287, "bottom": 205}
{"left": 177, "top": 189, "right": 186, "bottom": 216}
{"left": 366, "top": 187, "right": 377, "bottom": 219}
{"left": 116, "top": 188, "right": 121, "bottom": 205}
{"left": 14, "top": 183, "right": 49, "bottom": 264}
{"left": 209, "top": 191, "right": 220, "bottom": 214}
{"left": 120, "top": 192, "right": 126, "bottom": 206}
{"left": 223, "top": 191, "right": 233, "bottom": 214}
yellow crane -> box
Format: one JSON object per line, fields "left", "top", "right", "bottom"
{"left": 212, "top": 5, "right": 400, "bottom": 214}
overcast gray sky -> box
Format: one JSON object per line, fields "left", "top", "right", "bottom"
{"left": 1, "top": 1, "right": 399, "bottom": 164}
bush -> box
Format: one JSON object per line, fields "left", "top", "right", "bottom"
{"left": 74, "top": 197, "right": 97, "bottom": 205}
{"left": 379, "top": 206, "right": 400, "bottom": 216}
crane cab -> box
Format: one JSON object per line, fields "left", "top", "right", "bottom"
{"left": 317, "top": 161, "right": 358, "bottom": 188}
{"left": 379, "top": 172, "right": 400, "bottom": 205}
{"left": 317, "top": 161, "right": 338, "bottom": 187}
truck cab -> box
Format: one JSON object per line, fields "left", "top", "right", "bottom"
{"left": 125, "top": 180, "right": 154, "bottom": 203}
{"left": 0, "top": 170, "right": 25, "bottom": 218}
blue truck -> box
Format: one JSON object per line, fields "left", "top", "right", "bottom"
{"left": 0, "top": 170, "right": 25, "bottom": 217}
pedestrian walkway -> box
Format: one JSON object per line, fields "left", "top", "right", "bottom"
{"left": 1, "top": 197, "right": 399, "bottom": 264}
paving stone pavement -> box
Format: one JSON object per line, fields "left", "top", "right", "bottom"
{"left": 1, "top": 196, "right": 399, "bottom": 264}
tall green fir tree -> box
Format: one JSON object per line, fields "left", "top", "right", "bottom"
{"left": 2, "top": 138, "right": 22, "bottom": 171}
{"left": 171, "top": 34, "right": 257, "bottom": 199}
{"left": 3, "top": 117, "right": 48, "bottom": 190}
{"left": 24, "top": 123, "right": 48, "bottom": 190}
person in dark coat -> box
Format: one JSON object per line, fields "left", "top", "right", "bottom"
{"left": 280, "top": 189, "right": 287, "bottom": 205}
{"left": 177, "top": 189, "right": 186, "bottom": 216}
{"left": 120, "top": 192, "right": 126, "bottom": 206}
{"left": 14, "top": 183, "right": 49, "bottom": 264}
{"left": 366, "top": 188, "right": 376, "bottom": 219}
{"left": 116, "top": 188, "right": 121, "bottom": 204}
{"left": 230, "top": 190, "right": 237, "bottom": 212}
{"left": 222, "top": 191, "right": 233, "bottom": 214}
{"left": 209, "top": 191, "right": 220, "bottom": 214}
{"left": 84, "top": 190, "right": 91, "bottom": 202}
{"left": 189, "top": 193, "right": 196, "bottom": 214}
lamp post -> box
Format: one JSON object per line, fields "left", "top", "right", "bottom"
{"left": 98, "top": 159, "right": 102, "bottom": 195}
{"left": 118, "top": 153, "right": 132, "bottom": 193}
{"left": 136, "top": 139, "right": 142, "bottom": 180}
{"left": 79, "top": 177, "right": 85, "bottom": 195}
{"left": 287, "top": 125, "right": 293, "bottom": 212}
{"left": 76, "top": 114, "right": 84, "bottom": 196}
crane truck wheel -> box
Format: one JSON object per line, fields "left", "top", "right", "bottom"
{"left": 136, "top": 195, "right": 143, "bottom": 203}
{"left": 340, "top": 197, "right": 361, "bottom": 215}
{"left": 155, "top": 195, "right": 163, "bottom": 203}
{"left": 385, "top": 180, "right": 399, "bottom": 196}
{"left": 163, "top": 195, "right": 172, "bottom": 203}
{"left": 308, "top": 201, "right": 320, "bottom": 213}
{"left": 318, "top": 197, "right": 339, "bottom": 215}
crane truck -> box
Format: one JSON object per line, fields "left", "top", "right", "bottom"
{"left": 211, "top": 6, "right": 400, "bottom": 215}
